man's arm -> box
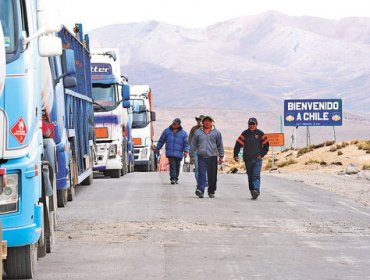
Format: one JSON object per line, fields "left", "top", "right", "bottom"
{"left": 261, "top": 133, "right": 269, "bottom": 157}
{"left": 156, "top": 130, "right": 167, "bottom": 151}
{"left": 233, "top": 131, "right": 245, "bottom": 161}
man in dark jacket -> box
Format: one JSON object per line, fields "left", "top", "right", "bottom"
{"left": 156, "top": 118, "right": 189, "bottom": 184}
{"left": 233, "top": 117, "right": 269, "bottom": 200}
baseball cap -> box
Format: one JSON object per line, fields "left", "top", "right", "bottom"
{"left": 248, "top": 117, "right": 258, "bottom": 125}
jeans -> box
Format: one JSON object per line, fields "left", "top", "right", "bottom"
{"left": 245, "top": 158, "right": 262, "bottom": 192}
{"left": 198, "top": 156, "right": 218, "bottom": 194}
{"left": 168, "top": 157, "right": 182, "bottom": 181}
{"left": 194, "top": 152, "right": 208, "bottom": 187}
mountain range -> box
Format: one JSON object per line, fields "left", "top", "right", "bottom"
{"left": 89, "top": 11, "right": 370, "bottom": 146}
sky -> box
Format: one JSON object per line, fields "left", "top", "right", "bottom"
{"left": 48, "top": 0, "right": 370, "bottom": 31}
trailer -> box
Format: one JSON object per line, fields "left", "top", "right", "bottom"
{"left": 45, "top": 24, "right": 95, "bottom": 207}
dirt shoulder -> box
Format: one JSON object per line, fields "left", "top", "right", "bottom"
{"left": 224, "top": 140, "right": 370, "bottom": 207}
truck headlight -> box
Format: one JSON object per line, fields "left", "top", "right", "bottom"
{"left": 0, "top": 173, "right": 19, "bottom": 213}
{"left": 108, "top": 144, "right": 117, "bottom": 158}
{"left": 141, "top": 147, "right": 148, "bottom": 159}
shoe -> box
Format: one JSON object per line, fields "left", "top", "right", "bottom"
{"left": 170, "top": 180, "right": 176, "bottom": 185}
{"left": 251, "top": 190, "right": 259, "bottom": 200}
{"left": 195, "top": 188, "right": 204, "bottom": 198}
{"left": 208, "top": 193, "right": 215, "bottom": 198}
{"left": 175, "top": 180, "right": 179, "bottom": 184}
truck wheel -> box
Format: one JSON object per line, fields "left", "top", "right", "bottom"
{"left": 68, "top": 185, "right": 75, "bottom": 201}
{"left": 111, "top": 169, "right": 121, "bottom": 178}
{"left": 81, "top": 172, "right": 93, "bottom": 185}
{"left": 4, "top": 244, "right": 38, "bottom": 279}
{"left": 81, "top": 150, "right": 94, "bottom": 185}
{"left": 67, "top": 158, "right": 75, "bottom": 201}
{"left": 46, "top": 195, "right": 56, "bottom": 253}
{"left": 57, "top": 189, "right": 68, "bottom": 207}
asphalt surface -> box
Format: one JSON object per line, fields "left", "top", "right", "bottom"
{"left": 25, "top": 171, "right": 370, "bottom": 280}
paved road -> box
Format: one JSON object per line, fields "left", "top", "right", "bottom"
{"left": 29, "top": 172, "right": 370, "bottom": 280}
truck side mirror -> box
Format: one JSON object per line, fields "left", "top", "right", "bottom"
{"left": 122, "top": 100, "right": 130, "bottom": 108}
{"left": 121, "top": 84, "right": 130, "bottom": 100}
{"left": 38, "top": 36, "right": 62, "bottom": 57}
{"left": 0, "top": 25, "right": 5, "bottom": 95}
{"left": 64, "top": 76, "right": 77, "bottom": 88}
{"left": 61, "top": 49, "right": 76, "bottom": 76}
{"left": 150, "top": 111, "right": 156, "bottom": 122}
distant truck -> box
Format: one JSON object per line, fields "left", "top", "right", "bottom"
{"left": 130, "top": 85, "right": 156, "bottom": 171}
{"left": 1, "top": 1, "right": 63, "bottom": 278}
{"left": 91, "top": 49, "right": 133, "bottom": 177}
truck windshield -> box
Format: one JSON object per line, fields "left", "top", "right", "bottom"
{"left": 130, "top": 99, "right": 148, "bottom": 128}
{"left": 92, "top": 84, "right": 118, "bottom": 112}
{"left": 0, "top": 0, "right": 18, "bottom": 60}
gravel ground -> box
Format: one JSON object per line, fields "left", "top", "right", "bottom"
{"left": 267, "top": 170, "right": 370, "bottom": 207}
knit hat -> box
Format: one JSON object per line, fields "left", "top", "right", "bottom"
{"left": 195, "top": 115, "right": 205, "bottom": 121}
{"left": 248, "top": 117, "right": 258, "bottom": 125}
{"left": 201, "top": 115, "right": 214, "bottom": 123}
{"left": 173, "top": 118, "right": 181, "bottom": 125}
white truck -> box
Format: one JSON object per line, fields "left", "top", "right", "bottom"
{"left": 130, "top": 85, "right": 156, "bottom": 172}
{"left": 91, "top": 49, "right": 132, "bottom": 178}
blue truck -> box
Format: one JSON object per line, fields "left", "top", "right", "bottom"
{"left": 1, "top": 0, "right": 63, "bottom": 278}
{"left": 46, "top": 24, "right": 95, "bottom": 207}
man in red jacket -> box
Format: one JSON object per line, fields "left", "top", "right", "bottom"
{"left": 233, "top": 117, "right": 269, "bottom": 200}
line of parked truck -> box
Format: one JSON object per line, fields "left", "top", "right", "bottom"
{"left": 0, "top": 0, "right": 156, "bottom": 278}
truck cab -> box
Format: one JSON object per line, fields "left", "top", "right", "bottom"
{"left": 130, "top": 85, "right": 156, "bottom": 172}
{"left": 1, "top": 0, "right": 62, "bottom": 277}
{"left": 91, "top": 49, "right": 132, "bottom": 177}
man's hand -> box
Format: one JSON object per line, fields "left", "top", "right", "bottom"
{"left": 190, "top": 157, "right": 194, "bottom": 164}
{"left": 234, "top": 156, "right": 239, "bottom": 162}
{"left": 218, "top": 157, "right": 224, "bottom": 165}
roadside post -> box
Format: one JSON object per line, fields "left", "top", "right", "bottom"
{"left": 265, "top": 133, "right": 285, "bottom": 171}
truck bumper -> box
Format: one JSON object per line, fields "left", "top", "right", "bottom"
{"left": 93, "top": 142, "right": 122, "bottom": 171}
{"left": 2, "top": 204, "right": 42, "bottom": 247}
{"left": 133, "top": 159, "right": 150, "bottom": 166}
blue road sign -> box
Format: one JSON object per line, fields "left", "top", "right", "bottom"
{"left": 284, "top": 99, "right": 342, "bottom": 126}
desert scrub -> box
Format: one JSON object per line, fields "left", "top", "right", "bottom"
{"left": 305, "top": 159, "right": 320, "bottom": 165}
{"left": 277, "top": 159, "right": 297, "bottom": 168}
{"left": 363, "top": 164, "right": 370, "bottom": 170}
{"left": 325, "top": 140, "right": 335, "bottom": 146}
{"left": 263, "top": 159, "right": 273, "bottom": 171}
{"left": 297, "top": 146, "right": 314, "bottom": 157}
{"left": 337, "top": 150, "right": 343, "bottom": 156}
{"left": 357, "top": 140, "right": 370, "bottom": 151}
{"left": 329, "top": 145, "right": 337, "bottom": 152}
{"left": 350, "top": 140, "right": 359, "bottom": 145}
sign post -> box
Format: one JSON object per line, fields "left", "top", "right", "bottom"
{"left": 265, "top": 133, "right": 285, "bottom": 170}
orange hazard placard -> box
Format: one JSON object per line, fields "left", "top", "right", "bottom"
{"left": 265, "top": 133, "right": 284, "bottom": 147}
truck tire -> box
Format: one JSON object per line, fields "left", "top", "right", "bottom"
{"left": 57, "top": 189, "right": 68, "bottom": 207}
{"left": 81, "top": 149, "right": 94, "bottom": 185}
{"left": 81, "top": 172, "right": 93, "bottom": 185}
{"left": 111, "top": 169, "right": 121, "bottom": 178}
{"left": 4, "top": 244, "right": 38, "bottom": 279}
{"left": 67, "top": 156, "right": 76, "bottom": 201}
